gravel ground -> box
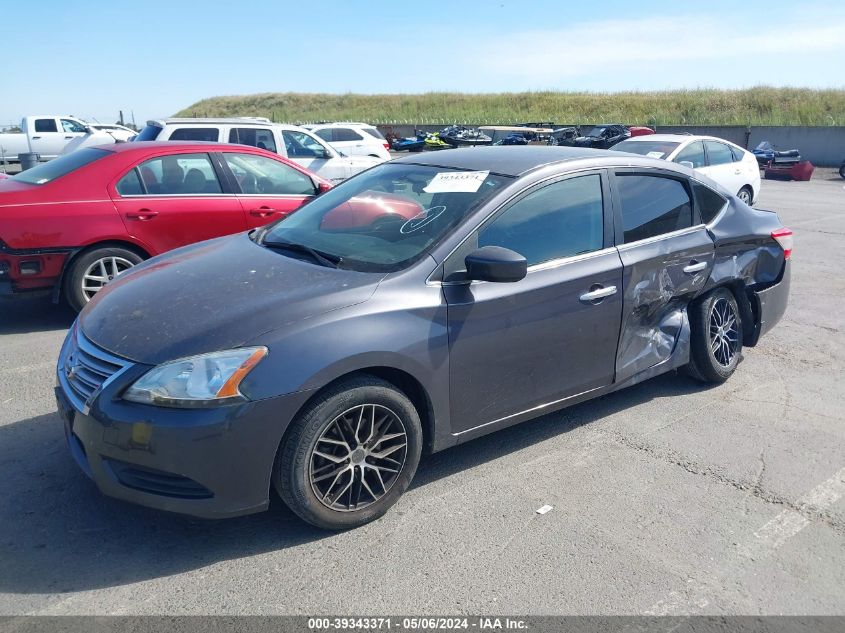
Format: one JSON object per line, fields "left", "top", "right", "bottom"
{"left": 0, "top": 169, "right": 843, "bottom": 616}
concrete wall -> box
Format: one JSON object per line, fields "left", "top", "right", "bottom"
{"left": 377, "top": 124, "right": 845, "bottom": 166}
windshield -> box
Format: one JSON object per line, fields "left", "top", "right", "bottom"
{"left": 260, "top": 163, "right": 512, "bottom": 272}
{"left": 613, "top": 140, "right": 681, "bottom": 159}
{"left": 13, "top": 148, "right": 110, "bottom": 185}
{"left": 584, "top": 126, "right": 606, "bottom": 137}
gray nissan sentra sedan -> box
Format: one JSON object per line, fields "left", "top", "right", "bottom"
{"left": 55, "top": 146, "right": 792, "bottom": 529}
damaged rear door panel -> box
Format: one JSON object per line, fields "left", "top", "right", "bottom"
{"left": 610, "top": 169, "right": 714, "bottom": 383}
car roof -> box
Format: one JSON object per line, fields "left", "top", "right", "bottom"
{"left": 391, "top": 145, "right": 684, "bottom": 177}
{"left": 148, "top": 117, "right": 273, "bottom": 126}
{"left": 99, "top": 141, "right": 279, "bottom": 154}
{"left": 619, "top": 133, "right": 740, "bottom": 146}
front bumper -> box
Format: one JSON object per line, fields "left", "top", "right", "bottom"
{"left": 55, "top": 331, "right": 314, "bottom": 519}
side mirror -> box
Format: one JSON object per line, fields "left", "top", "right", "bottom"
{"left": 318, "top": 147, "right": 334, "bottom": 160}
{"left": 679, "top": 160, "right": 694, "bottom": 169}
{"left": 316, "top": 181, "right": 331, "bottom": 195}
{"left": 465, "top": 246, "right": 527, "bottom": 283}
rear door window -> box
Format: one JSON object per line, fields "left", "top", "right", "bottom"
{"left": 704, "top": 141, "right": 734, "bottom": 166}
{"left": 362, "top": 127, "right": 385, "bottom": 140}
{"left": 479, "top": 174, "right": 604, "bottom": 266}
{"left": 228, "top": 128, "right": 277, "bottom": 153}
{"left": 135, "top": 153, "right": 223, "bottom": 195}
{"left": 168, "top": 128, "right": 220, "bottom": 142}
{"left": 616, "top": 174, "right": 692, "bottom": 243}
{"left": 314, "top": 129, "right": 334, "bottom": 142}
{"left": 673, "top": 141, "right": 706, "bottom": 168}
{"left": 34, "top": 118, "right": 58, "bottom": 133}
{"left": 333, "top": 128, "right": 364, "bottom": 142}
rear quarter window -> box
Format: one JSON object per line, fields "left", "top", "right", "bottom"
{"left": 693, "top": 181, "right": 728, "bottom": 224}
{"left": 362, "top": 127, "right": 385, "bottom": 140}
{"left": 168, "top": 128, "right": 219, "bottom": 142}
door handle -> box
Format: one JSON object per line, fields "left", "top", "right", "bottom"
{"left": 683, "top": 261, "right": 707, "bottom": 274}
{"left": 249, "top": 207, "right": 279, "bottom": 217}
{"left": 125, "top": 210, "right": 159, "bottom": 221}
{"left": 580, "top": 285, "right": 617, "bottom": 303}
{"left": 31, "top": 136, "right": 41, "bottom": 140}
{"left": 734, "top": 169, "right": 742, "bottom": 175}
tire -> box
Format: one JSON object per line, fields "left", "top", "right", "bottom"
{"left": 839, "top": 164, "right": 845, "bottom": 179}
{"left": 737, "top": 186, "right": 753, "bottom": 205}
{"left": 64, "top": 246, "right": 144, "bottom": 312}
{"left": 686, "top": 287, "right": 743, "bottom": 383}
{"left": 274, "top": 375, "right": 423, "bottom": 530}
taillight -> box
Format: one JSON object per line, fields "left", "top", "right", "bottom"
{"left": 383, "top": 142, "right": 390, "bottom": 152}
{"left": 771, "top": 227, "right": 793, "bottom": 259}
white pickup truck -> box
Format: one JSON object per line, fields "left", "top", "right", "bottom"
{"left": 135, "top": 118, "right": 385, "bottom": 182}
{"left": 0, "top": 115, "right": 133, "bottom": 163}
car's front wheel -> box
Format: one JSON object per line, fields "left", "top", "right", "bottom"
{"left": 686, "top": 287, "right": 743, "bottom": 383}
{"left": 64, "top": 246, "right": 144, "bottom": 312}
{"left": 275, "top": 376, "right": 422, "bottom": 530}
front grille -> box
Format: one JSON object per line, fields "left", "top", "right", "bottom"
{"left": 59, "top": 325, "right": 128, "bottom": 411}
{"left": 106, "top": 460, "right": 213, "bottom": 499}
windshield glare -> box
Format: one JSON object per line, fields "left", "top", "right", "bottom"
{"left": 613, "top": 140, "right": 681, "bottom": 159}
{"left": 261, "top": 163, "right": 512, "bottom": 272}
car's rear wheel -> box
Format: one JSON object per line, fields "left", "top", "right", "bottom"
{"left": 737, "top": 186, "right": 753, "bottom": 205}
{"left": 274, "top": 375, "right": 422, "bottom": 530}
{"left": 839, "top": 164, "right": 845, "bottom": 179}
{"left": 64, "top": 246, "right": 143, "bottom": 312}
{"left": 686, "top": 287, "right": 743, "bottom": 383}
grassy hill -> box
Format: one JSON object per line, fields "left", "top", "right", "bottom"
{"left": 176, "top": 87, "right": 845, "bottom": 126}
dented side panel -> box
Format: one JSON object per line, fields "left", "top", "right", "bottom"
{"left": 614, "top": 227, "right": 714, "bottom": 383}
{"left": 705, "top": 200, "right": 786, "bottom": 292}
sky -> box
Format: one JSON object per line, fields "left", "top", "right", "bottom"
{"left": 3, "top": 0, "right": 844, "bottom": 126}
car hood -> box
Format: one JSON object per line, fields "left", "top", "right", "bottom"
{"left": 80, "top": 232, "right": 385, "bottom": 365}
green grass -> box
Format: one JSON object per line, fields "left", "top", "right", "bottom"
{"left": 175, "top": 87, "right": 845, "bottom": 126}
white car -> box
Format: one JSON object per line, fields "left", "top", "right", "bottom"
{"left": 88, "top": 123, "right": 137, "bottom": 141}
{"left": 136, "top": 118, "right": 384, "bottom": 182}
{"left": 613, "top": 134, "right": 761, "bottom": 205}
{"left": 305, "top": 122, "right": 391, "bottom": 160}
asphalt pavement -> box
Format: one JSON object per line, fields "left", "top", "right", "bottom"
{"left": 0, "top": 170, "right": 843, "bottom": 615}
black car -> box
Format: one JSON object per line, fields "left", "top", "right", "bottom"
{"left": 574, "top": 124, "right": 630, "bottom": 149}
{"left": 56, "top": 147, "right": 792, "bottom": 530}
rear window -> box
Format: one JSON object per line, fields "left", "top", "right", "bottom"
{"left": 13, "top": 148, "right": 110, "bottom": 185}
{"left": 613, "top": 140, "right": 680, "bottom": 159}
{"left": 168, "top": 128, "right": 219, "bottom": 142}
{"left": 362, "top": 127, "right": 385, "bottom": 140}
{"left": 134, "top": 125, "right": 163, "bottom": 141}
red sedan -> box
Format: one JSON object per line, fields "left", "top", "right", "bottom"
{"left": 0, "top": 142, "right": 331, "bottom": 310}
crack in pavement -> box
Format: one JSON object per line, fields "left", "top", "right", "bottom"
{"left": 607, "top": 431, "right": 845, "bottom": 533}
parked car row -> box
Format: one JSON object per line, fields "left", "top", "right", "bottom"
{"left": 48, "top": 146, "right": 792, "bottom": 529}
{"left": 135, "top": 118, "right": 384, "bottom": 183}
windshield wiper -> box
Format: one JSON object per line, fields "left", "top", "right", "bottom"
{"left": 262, "top": 238, "right": 343, "bottom": 268}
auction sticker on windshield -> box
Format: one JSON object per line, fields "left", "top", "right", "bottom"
{"left": 424, "top": 170, "right": 490, "bottom": 193}
{"left": 647, "top": 151, "right": 665, "bottom": 159}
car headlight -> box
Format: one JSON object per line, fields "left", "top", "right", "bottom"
{"left": 123, "top": 347, "right": 268, "bottom": 408}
